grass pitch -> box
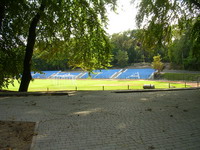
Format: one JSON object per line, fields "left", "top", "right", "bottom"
{"left": 5, "top": 79, "right": 191, "bottom": 92}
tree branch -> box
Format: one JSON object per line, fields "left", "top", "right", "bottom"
{"left": 0, "top": 1, "right": 5, "bottom": 30}
{"left": 189, "top": 0, "right": 200, "bottom": 10}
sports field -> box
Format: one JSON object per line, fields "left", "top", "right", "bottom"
{"left": 5, "top": 79, "right": 192, "bottom": 92}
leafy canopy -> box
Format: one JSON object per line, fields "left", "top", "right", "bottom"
{"left": 0, "top": 0, "right": 117, "bottom": 89}
{"left": 134, "top": 0, "right": 200, "bottom": 48}
{"left": 34, "top": 0, "right": 117, "bottom": 71}
{"left": 133, "top": 0, "right": 200, "bottom": 70}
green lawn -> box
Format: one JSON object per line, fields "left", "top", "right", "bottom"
{"left": 4, "top": 79, "right": 191, "bottom": 92}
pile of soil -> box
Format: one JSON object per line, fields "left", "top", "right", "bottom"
{"left": 0, "top": 121, "right": 36, "bottom": 150}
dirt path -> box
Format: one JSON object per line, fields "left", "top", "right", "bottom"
{"left": 0, "top": 121, "right": 35, "bottom": 150}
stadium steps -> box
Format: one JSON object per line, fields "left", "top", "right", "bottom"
{"left": 110, "top": 72, "right": 118, "bottom": 79}
{"left": 149, "top": 72, "right": 155, "bottom": 79}
{"left": 77, "top": 72, "right": 87, "bottom": 79}
{"left": 111, "top": 69, "right": 126, "bottom": 79}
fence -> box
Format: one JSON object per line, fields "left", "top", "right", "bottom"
{"left": 154, "top": 73, "right": 200, "bottom": 88}
{"left": 43, "top": 78, "right": 199, "bottom": 92}
{"left": 29, "top": 71, "right": 200, "bottom": 91}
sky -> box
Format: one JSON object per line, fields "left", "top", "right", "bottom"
{"left": 106, "top": 0, "right": 138, "bottom": 35}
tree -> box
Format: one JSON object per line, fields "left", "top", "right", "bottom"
{"left": 0, "top": 0, "right": 29, "bottom": 89}
{"left": 133, "top": 0, "right": 200, "bottom": 70}
{"left": 152, "top": 54, "right": 164, "bottom": 73}
{"left": 1, "top": 0, "right": 117, "bottom": 91}
{"left": 115, "top": 50, "right": 129, "bottom": 67}
{"left": 135, "top": 0, "right": 200, "bottom": 43}
{"left": 168, "top": 28, "right": 191, "bottom": 69}
{"left": 110, "top": 30, "right": 143, "bottom": 66}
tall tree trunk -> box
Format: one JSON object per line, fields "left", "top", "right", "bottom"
{"left": 19, "top": 2, "right": 45, "bottom": 92}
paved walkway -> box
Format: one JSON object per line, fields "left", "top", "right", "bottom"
{"left": 0, "top": 89, "right": 200, "bottom": 150}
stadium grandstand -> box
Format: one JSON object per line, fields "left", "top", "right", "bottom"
{"left": 117, "top": 68, "right": 155, "bottom": 79}
{"left": 31, "top": 71, "right": 60, "bottom": 79}
{"left": 31, "top": 68, "right": 155, "bottom": 79}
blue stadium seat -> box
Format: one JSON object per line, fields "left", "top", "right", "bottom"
{"left": 117, "top": 68, "right": 155, "bottom": 79}
{"left": 80, "top": 69, "right": 121, "bottom": 79}
{"left": 31, "top": 71, "right": 60, "bottom": 79}
{"left": 31, "top": 69, "right": 155, "bottom": 79}
{"left": 53, "top": 72, "right": 81, "bottom": 79}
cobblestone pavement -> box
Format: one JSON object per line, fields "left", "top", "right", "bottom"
{"left": 0, "top": 89, "right": 200, "bottom": 150}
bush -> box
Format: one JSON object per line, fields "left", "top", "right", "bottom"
{"left": 152, "top": 55, "right": 164, "bottom": 73}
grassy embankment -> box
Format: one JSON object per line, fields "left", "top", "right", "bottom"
{"left": 160, "top": 73, "right": 200, "bottom": 81}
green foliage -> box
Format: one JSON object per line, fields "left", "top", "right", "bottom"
{"left": 135, "top": 0, "right": 174, "bottom": 49}
{"left": 110, "top": 30, "right": 147, "bottom": 66}
{"left": 152, "top": 55, "right": 164, "bottom": 73}
{"left": 115, "top": 50, "right": 129, "bottom": 67}
{"left": 168, "top": 34, "right": 190, "bottom": 68}
{"left": 134, "top": 0, "right": 200, "bottom": 70}
{"left": 0, "top": 0, "right": 29, "bottom": 89}
{"left": 34, "top": 0, "right": 117, "bottom": 72}
{"left": 0, "top": 46, "right": 24, "bottom": 89}
{"left": 0, "top": 0, "right": 117, "bottom": 89}
{"left": 168, "top": 16, "right": 200, "bottom": 70}
{"left": 161, "top": 73, "right": 200, "bottom": 81}
{"left": 32, "top": 56, "right": 69, "bottom": 71}
{"left": 66, "top": 30, "right": 113, "bottom": 71}
{"left": 188, "top": 15, "right": 200, "bottom": 70}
